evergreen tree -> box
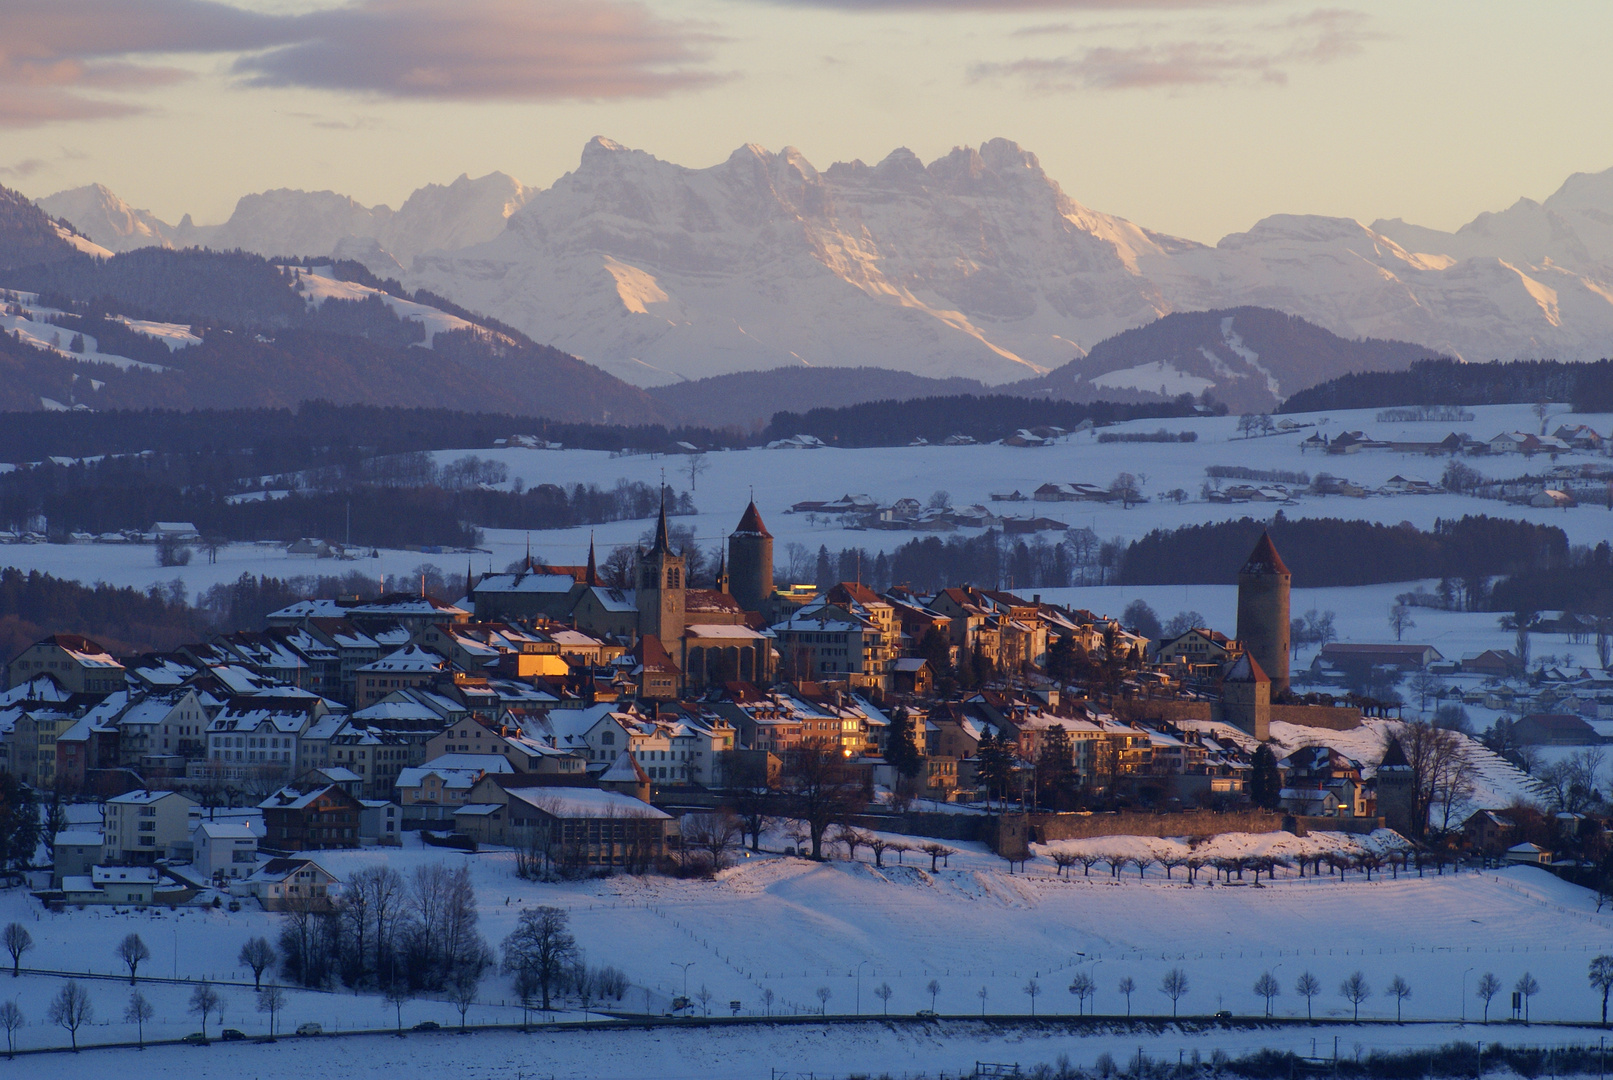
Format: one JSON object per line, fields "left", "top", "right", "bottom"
{"left": 1249, "top": 744, "right": 1282, "bottom": 809}
{"left": 886, "top": 707, "right": 922, "bottom": 779}
{"left": 814, "top": 546, "right": 833, "bottom": 589}
{"left": 1036, "top": 725, "right": 1076, "bottom": 810}
{"left": 0, "top": 776, "right": 40, "bottom": 871}
{"left": 976, "top": 732, "right": 1017, "bottom": 808}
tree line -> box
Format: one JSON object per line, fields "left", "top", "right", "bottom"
{"left": 762, "top": 394, "right": 1203, "bottom": 448}
{"left": 1119, "top": 514, "right": 1568, "bottom": 589}
{"left": 1281, "top": 357, "right": 1613, "bottom": 414}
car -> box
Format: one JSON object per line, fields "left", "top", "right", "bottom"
{"left": 915, "top": 1009, "right": 938, "bottom": 1018}
{"left": 181, "top": 1032, "right": 210, "bottom": 1045}
{"left": 412, "top": 1021, "right": 441, "bottom": 1032}
{"left": 1213, "top": 1010, "right": 1232, "bottom": 1019}
{"left": 220, "top": 1029, "right": 246, "bottom": 1041}
{"left": 295, "top": 1022, "right": 323, "bottom": 1036}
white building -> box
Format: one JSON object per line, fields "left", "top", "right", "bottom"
{"left": 193, "top": 821, "right": 259, "bottom": 881}
{"left": 103, "top": 789, "right": 200, "bottom": 863}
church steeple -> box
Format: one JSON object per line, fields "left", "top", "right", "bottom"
{"left": 650, "top": 491, "right": 671, "bottom": 554}
{"left": 585, "top": 532, "right": 598, "bottom": 587}
{"left": 715, "top": 547, "right": 729, "bottom": 594}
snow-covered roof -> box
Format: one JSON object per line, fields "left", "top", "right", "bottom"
{"left": 107, "top": 789, "right": 193, "bottom": 806}
{"left": 194, "top": 821, "right": 256, "bottom": 840}
{"left": 505, "top": 786, "right": 670, "bottom": 819}
{"left": 54, "top": 830, "right": 102, "bottom": 847}
{"left": 358, "top": 645, "right": 449, "bottom": 674}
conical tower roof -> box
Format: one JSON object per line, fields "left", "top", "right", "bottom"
{"left": 1224, "top": 651, "right": 1269, "bottom": 684}
{"left": 732, "top": 500, "right": 772, "bottom": 538}
{"left": 585, "top": 533, "right": 598, "bottom": 586}
{"left": 1241, "top": 530, "right": 1290, "bottom": 576}
{"left": 650, "top": 491, "right": 671, "bottom": 553}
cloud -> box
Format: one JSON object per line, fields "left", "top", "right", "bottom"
{"left": 0, "top": 158, "right": 51, "bottom": 179}
{"left": 0, "top": 0, "right": 721, "bottom": 128}
{"left": 972, "top": 7, "right": 1376, "bottom": 91}
{"left": 773, "top": 0, "right": 1259, "bottom": 8}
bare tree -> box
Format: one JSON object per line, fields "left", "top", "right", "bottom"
{"left": 874, "top": 982, "right": 893, "bottom": 1015}
{"left": 1254, "top": 972, "right": 1281, "bottom": 1017}
{"left": 920, "top": 842, "right": 954, "bottom": 872}
{"left": 762, "top": 987, "right": 775, "bottom": 1016}
{"left": 781, "top": 739, "right": 864, "bottom": 860}
{"left": 451, "top": 967, "right": 480, "bottom": 1031}
{"left": 48, "top": 981, "right": 92, "bottom": 1051}
{"left": 816, "top": 986, "right": 831, "bottom": 1015}
{"left": 1068, "top": 972, "right": 1094, "bottom": 1015}
{"left": 257, "top": 984, "right": 286, "bottom": 1039}
{"left": 1590, "top": 956, "right": 1613, "bottom": 1025}
{"left": 1384, "top": 975, "right": 1412, "bottom": 1021}
{"left": 1023, "top": 978, "right": 1041, "bottom": 1016}
{"left": 1051, "top": 851, "right": 1079, "bottom": 878}
{"left": 501, "top": 906, "right": 577, "bottom": 1011}
{"left": 1339, "top": 971, "right": 1371, "bottom": 1020}
{"left": 1389, "top": 604, "right": 1416, "bottom": 642}
{"left": 384, "top": 981, "right": 411, "bottom": 1035}
{"left": 682, "top": 811, "right": 744, "bottom": 873}
{"left": 1160, "top": 968, "right": 1189, "bottom": 1016}
{"left": 1295, "top": 972, "right": 1320, "bottom": 1018}
{"left": 696, "top": 984, "right": 713, "bottom": 1018}
{"left": 927, "top": 978, "right": 942, "bottom": 1012}
{"left": 1515, "top": 972, "right": 1539, "bottom": 1022}
{"left": 977, "top": 985, "right": 989, "bottom": 1016}
{"left": 117, "top": 933, "right": 150, "bottom": 985}
{"left": 685, "top": 453, "right": 708, "bottom": 492}
{"left": 124, "top": 990, "right": 154, "bottom": 1047}
{"left": 1118, "top": 975, "right": 1136, "bottom": 1015}
{"left": 2, "top": 924, "right": 31, "bottom": 977}
{"left": 189, "top": 982, "right": 221, "bottom": 1039}
{"left": 239, "top": 936, "right": 275, "bottom": 989}
{"left": 0, "top": 999, "right": 21, "bottom": 1057}
{"left": 1475, "top": 972, "right": 1501, "bottom": 1022}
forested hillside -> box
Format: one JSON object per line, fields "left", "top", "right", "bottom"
{"left": 1281, "top": 358, "right": 1613, "bottom": 413}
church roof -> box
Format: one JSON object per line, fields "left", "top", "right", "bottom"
{"left": 732, "top": 500, "right": 772, "bottom": 539}
{"left": 1224, "top": 652, "right": 1269, "bottom": 684}
{"left": 1241, "top": 531, "right": 1290, "bottom": 576}
{"left": 632, "top": 635, "right": 681, "bottom": 675}
{"left": 650, "top": 495, "right": 671, "bottom": 554}
{"left": 600, "top": 749, "right": 650, "bottom": 785}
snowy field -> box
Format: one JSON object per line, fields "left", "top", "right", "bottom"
{"left": 1, "top": 400, "right": 1607, "bottom": 627}
{"left": 3, "top": 831, "right": 1612, "bottom": 1059}
{"left": 5, "top": 1018, "right": 1613, "bottom": 1080}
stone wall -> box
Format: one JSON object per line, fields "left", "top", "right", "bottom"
{"left": 1270, "top": 704, "right": 1362, "bottom": 731}
{"left": 1027, "top": 808, "right": 1287, "bottom": 843}
{"left": 1109, "top": 700, "right": 1214, "bottom": 724}
{"left": 1291, "top": 815, "right": 1386, "bottom": 836}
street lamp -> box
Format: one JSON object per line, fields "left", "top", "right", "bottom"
{"left": 856, "top": 960, "right": 872, "bottom": 1016}
{"left": 672, "top": 961, "right": 694, "bottom": 1005}
{"left": 1462, "top": 968, "right": 1474, "bottom": 1023}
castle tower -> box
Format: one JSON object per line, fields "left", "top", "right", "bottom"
{"left": 1374, "top": 736, "right": 1418, "bottom": 836}
{"left": 1236, "top": 530, "right": 1291, "bottom": 696}
{"left": 636, "top": 498, "right": 686, "bottom": 645}
{"left": 727, "top": 499, "right": 774, "bottom": 615}
{"left": 1220, "top": 652, "right": 1271, "bottom": 741}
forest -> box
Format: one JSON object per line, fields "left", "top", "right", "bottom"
{"left": 1119, "top": 514, "right": 1570, "bottom": 591}
{"left": 0, "top": 568, "right": 207, "bottom": 659}
{"left": 1281, "top": 357, "right": 1613, "bottom": 414}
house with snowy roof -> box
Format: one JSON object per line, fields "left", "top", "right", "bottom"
{"left": 242, "top": 857, "right": 339, "bottom": 910}
{"left": 6, "top": 634, "right": 124, "bottom": 695}
{"left": 452, "top": 780, "right": 672, "bottom": 871}
{"left": 259, "top": 783, "right": 364, "bottom": 851}
{"left": 193, "top": 820, "right": 259, "bottom": 881}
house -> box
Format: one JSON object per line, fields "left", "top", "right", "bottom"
{"left": 1530, "top": 489, "right": 1576, "bottom": 509}
{"left": 452, "top": 783, "right": 672, "bottom": 871}
{"left": 61, "top": 865, "right": 162, "bottom": 905}
{"left": 359, "top": 800, "right": 401, "bottom": 844}
{"left": 1463, "top": 650, "right": 1524, "bottom": 678}
{"left": 6, "top": 634, "right": 125, "bottom": 695}
{"left": 243, "top": 857, "right": 340, "bottom": 911}
{"left": 1314, "top": 643, "right": 1444, "bottom": 673}
{"left": 1156, "top": 628, "right": 1235, "bottom": 666}
{"left": 1278, "top": 787, "right": 1342, "bottom": 817}
{"left": 893, "top": 657, "right": 934, "bottom": 696}
{"left": 354, "top": 645, "right": 452, "bottom": 707}
{"left": 259, "top": 783, "right": 365, "bottom": 851}
{"left": 103, "top": 789, "right": 200, "bottom": 864}
{"left": 1554, "top": 424, "right": 1605, "bottom": 451}
{"left": 1461, "top": 809, "right": 1518, "bottom": 854}
{"left": 1513, "top": 713, "right": 1600, "bottom": 746}
{"left": 52, "top": 830, "right": 102, "bottom": 888}
{"left": 1503, "top": 842, "right": 1551, "bottom": 866}
{"left": 193, "top": 821, "right": 259, "bottom": 881}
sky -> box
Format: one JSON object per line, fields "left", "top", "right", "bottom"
{"left": 2, "top": 0, "right": 1611, "bottom": 244}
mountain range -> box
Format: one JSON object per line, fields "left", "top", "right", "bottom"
{"left": 36, "top": 139, "right": 1613, "bottom": 396}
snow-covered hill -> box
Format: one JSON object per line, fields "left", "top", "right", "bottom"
{"left": 40, "top": 146, "right": 1613, "bottom": 387}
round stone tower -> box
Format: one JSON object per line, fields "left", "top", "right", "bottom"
{"left": 1236, "top": 530, "right": 1291, "bottom": 696}
{"left": 727, "top": 500, "right": 774, "bottom": 615}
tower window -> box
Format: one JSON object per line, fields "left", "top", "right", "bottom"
{"left": 668, "top": 568, "right": 680, "bottom": 588}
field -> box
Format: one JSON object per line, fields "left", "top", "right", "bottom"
{"left": 3, "top": 830, "right": 1611, "bottom": 1063}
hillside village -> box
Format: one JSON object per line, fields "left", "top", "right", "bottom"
{"left": 1, "top": 492, "right": 1600, "bottom": 919}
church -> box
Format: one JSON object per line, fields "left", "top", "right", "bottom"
{"left": 471, "top": 499, "right": 777, "bottom": 695}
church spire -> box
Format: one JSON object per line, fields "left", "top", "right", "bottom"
{"left": 465, "top": 559, "right": 474, "bottom": 602}
{"left": 715, "top": 547, "right": 729, "bottom": 594}
{"left": 651, "top": 488, "right": 671, "bottom": 554}
{"left": 586, "top": 532, "right": 598, "bottom": 586}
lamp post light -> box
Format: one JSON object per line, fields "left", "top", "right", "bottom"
{"left": 1462, "top": 968, "right": 1474, "bottom": 1023}
{"left": 672, "top": 962, "right": 694, "bottom": 1005}
{"left": 856, "top": 960, "right": 872, "bottom": 1016}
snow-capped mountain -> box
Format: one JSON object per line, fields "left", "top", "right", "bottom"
{"left": 40, "top": 145, "right": 1613, "bottom": 388}
{"left": 41, "top": 172, "right": 533, "bottom": 268}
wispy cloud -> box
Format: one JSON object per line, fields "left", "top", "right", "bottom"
{"left": 770, "top": 0, "right": 1262, "bottom": 8}
{"left": 0, "top": 158, "right": 51, "bottom": 179}
{"left": 972, "top": 7, "right": 1376, "bottom": 91}
{"left": 0, "top": 0, "right": 723, "bottom": 128}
